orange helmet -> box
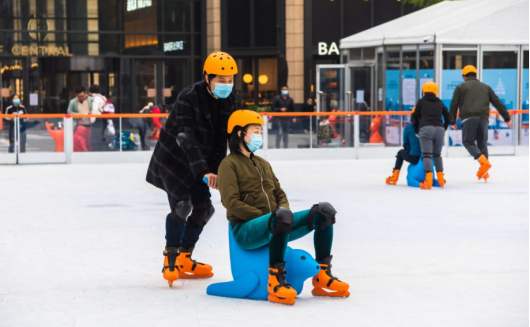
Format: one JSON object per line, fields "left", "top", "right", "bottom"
{"left": 203, "top": 52, "right": 238, "bottom": 76}
{"left": 422, "top": 82, "right": 438, "bottom": 95}
{"left": 227, "top": 110, "right": 265, "bottom": 134}
{"left": 461, "top": 65, "right": 477, "bottom": 76}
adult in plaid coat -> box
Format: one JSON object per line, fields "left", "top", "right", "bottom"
{"left": 146, "top": 52, "right": 238, "bottom": 286}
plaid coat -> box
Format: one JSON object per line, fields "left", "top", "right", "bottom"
{"left": 146, "top": 80, "right": 236, "bottom": 210}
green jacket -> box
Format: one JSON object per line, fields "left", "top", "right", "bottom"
{"left": 218, "top": 152, "right": 289, "bottom": 225}
{"left": 67, "top": 96, "right": 94, "bottom": 114}
{"left": 449, "top": 77, "right": 510, "bottom": 122}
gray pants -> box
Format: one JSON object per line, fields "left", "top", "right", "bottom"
{"left": 462, "top": 117, "right": 489, "bottom": 159}
{"left": 419, "top": 126, "right": 445, "bottom": 173}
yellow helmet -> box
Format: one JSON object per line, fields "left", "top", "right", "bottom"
{"left": 461, "top": 65, "right": 477, "bottom": 76}
{"left": 227, "top": 110, "right": 265, "bottom": 134}
{"left": 422, "top": 82, "right": 438, "bottom": 95}
{"left": 203, "top": 52, "right": 238, "bottom": 76}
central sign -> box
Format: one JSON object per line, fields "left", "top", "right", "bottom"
{"left": 11, "top": 45, "right": 73, "bottom": 57}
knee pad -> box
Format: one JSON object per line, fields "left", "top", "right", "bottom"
{"left": 187, "top": 201, "right": 215, "bottom": 227}
{"left": 434, "top": 153, "right": 441, "bottom": 158}
{"left": 171, "top": 198, "right": 192, "bottom": 223}
{"left": 268, "top": 207, "right": 293, "bottom": 234}
{"left": 307, "top": 202, "right": 337, "bottom": 231}
{"left": 422, "top": 153, "right": 433, "bottom": 159}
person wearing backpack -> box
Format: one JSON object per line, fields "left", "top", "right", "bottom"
{"left": 89, "top": 85, "right": 115, "bottom": 150}
{"left": 317, "top": 116, "right": 333, "bottom": 146}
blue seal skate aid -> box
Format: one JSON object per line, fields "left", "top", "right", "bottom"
{"left": 406, "top": 155, "right": 440, "bottom": 188}
{"left": 206, "top": 223, "right": 320, "bottom": 300}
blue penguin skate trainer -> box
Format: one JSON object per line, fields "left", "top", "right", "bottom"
{"left": 206, "top": 224, "right": 320, "bottom": 301}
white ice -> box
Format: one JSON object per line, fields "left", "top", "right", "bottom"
{"left": 0, "top": 156, "right": 528, "bottom": 327}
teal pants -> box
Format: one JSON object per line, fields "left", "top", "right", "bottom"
{"left": 231, "top": 209, "right": 333, "bottom": 265}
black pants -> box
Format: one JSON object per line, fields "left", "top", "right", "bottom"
{"left": 276, "top": 120, "right": 290, "bottom": 148}
{"left": 165, "top": 176, "right": 211, "bottom": 249}
{"left": 394, "top": 149, "right": 420, "bottom": 170}
{"left": 8, "top": 125, "right": 26, "bottom": 153}
{"left": 462, "top": 117, "right": 489, "bottom": 159}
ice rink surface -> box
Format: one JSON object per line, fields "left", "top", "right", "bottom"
{"left": 0, "top": 156, "right": 528, "bottom": 327}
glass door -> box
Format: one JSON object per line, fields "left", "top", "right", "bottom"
{"left": 480, "top": 47, "right": 518, "bottom": 155}
{"left": 349, "top": 66, "right": 374, "bottom": 145}
{"left": 316, "top": 64, "right": 349, "bottom": 148}
{"left": 0, "top": 59, "right": 23, "bottom": 164}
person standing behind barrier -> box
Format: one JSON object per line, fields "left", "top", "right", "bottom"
{"left": 67, "top": 86, "right": 94, "bottom": 151}
{"left": 4, "top": 94, "right": 28, "bottom": 153}
{"left": 301, "top": 98, "right": 315, "bottom": 132}
{"left": 385, "top": 115, "right": 421, "bottom": 185}
{"left": 450, "top": 65, "right": 512, "bottom": 181}
{"left": 412, "top": 82, "right": 453, "bottom": 190}
{"left": 273, "top": 86, "right": 295, "bottom": 148}
{"left": 89, "top": 84, "right": 113, "bottom": 150}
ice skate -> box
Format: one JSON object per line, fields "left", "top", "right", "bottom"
{"left": 386, "top": 169, "right": 401, "bottom": 185}
{"left": 312, "top": 256, "right": 350, "bottom": 298}
{"left": 437, "top": 171, "right": 447, "bottom": 189}
{"left": 268, "top": 262, "right": 297, "bottom": 305}
{"left": 477, "top": 155, "right": 492, "bottom": 180}
{"left": 177, "top": 247, "right": 214, "bottom": 278}
{"left": 162, "top": 246, "right": 179, "bottom": 287}
{"left": 420, "top": 173, "right": 434, "bottom": 190}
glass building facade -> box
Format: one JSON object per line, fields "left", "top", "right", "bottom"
{"left": 0, "top": 0, "right": 205, "bottom": 113}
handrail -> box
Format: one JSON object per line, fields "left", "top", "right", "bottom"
{"left": 0, "top": 110, "right": 528, "bottom": 119}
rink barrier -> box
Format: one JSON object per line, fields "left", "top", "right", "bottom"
{"left": 0, "top": 110, "right": 528, "bottom": 164}
{"left": 1, "top": 109, "right": 527, "bottom": 119}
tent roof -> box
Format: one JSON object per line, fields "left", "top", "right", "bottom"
{"left": 340, "top": 0, "right": 529, "bottom": 49}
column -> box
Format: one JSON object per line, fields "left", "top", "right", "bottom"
{"left": 207, "top": 0, "right": 221, "bottom": 55}
{"left": 285, "top": 0, "right": 304, "bottom": 104}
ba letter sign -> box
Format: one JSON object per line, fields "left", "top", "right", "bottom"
{"left": 318, "top": 42, "right": 340, "bottom": 56}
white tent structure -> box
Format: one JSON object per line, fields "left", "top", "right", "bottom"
{"left": 340, "top": 0, "right": 528, "bottom": 48}
{"left": 315, "top": 0, "right": 528, "bottom": 155}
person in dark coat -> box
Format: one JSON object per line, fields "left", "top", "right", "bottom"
{"left": 146, "top": 52, "right": 238, "bottom": 286}
{"left": 272, "top": 86, "right": 295, "bottom": 148}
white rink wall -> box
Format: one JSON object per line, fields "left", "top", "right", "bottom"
{"left": 0, "top": 156, "right": 528, "bottom": 327}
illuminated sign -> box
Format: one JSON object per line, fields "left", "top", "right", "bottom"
{"left": 0, "top": 65, "right": 23, "bottom": 74}
{"left": 11, "top": 45, "right": 73, "bottom": 57}
{"left": 318, "top": 42, "right": 340, "bottom": 56}
{"left": 127, "top": 0, "right": 152, "bottom": 11}
{"left": 164, "top": 41, "right": 184, "bottom": 52}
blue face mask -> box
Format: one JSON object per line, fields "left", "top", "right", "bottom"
{"left": 282, "top": 90, "right": 289, "bottom": 96}
{"left": 245, "top": 134, "right": 263, "bottom": 152}
{"left": 212, "top": 83, "right": 234, "bottom": 99}
{"left": 13, "top": 99, "right": 20, "bottom": 105}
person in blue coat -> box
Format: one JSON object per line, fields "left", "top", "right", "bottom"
{"left": 385, "top": 121, "right": 421, "bottom": 185}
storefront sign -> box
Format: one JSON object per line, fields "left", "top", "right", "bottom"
{"left": 11, "top": 45, "right": 72, "bottom": 57}
{"left": 318, "top": 42, "right": 340, "bottom": 56}
{"left": 127, "top": 0, "right": 152, "bottom": 11}
{"left": 164, "top": 41, "right": 184, "bottom": 52}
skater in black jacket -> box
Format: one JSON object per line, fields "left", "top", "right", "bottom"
{"left": 411, "top": 82, "right": 453, "bottom": 190}
{"left": 146, "top": 52, "right": 238, "bottom": 286}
